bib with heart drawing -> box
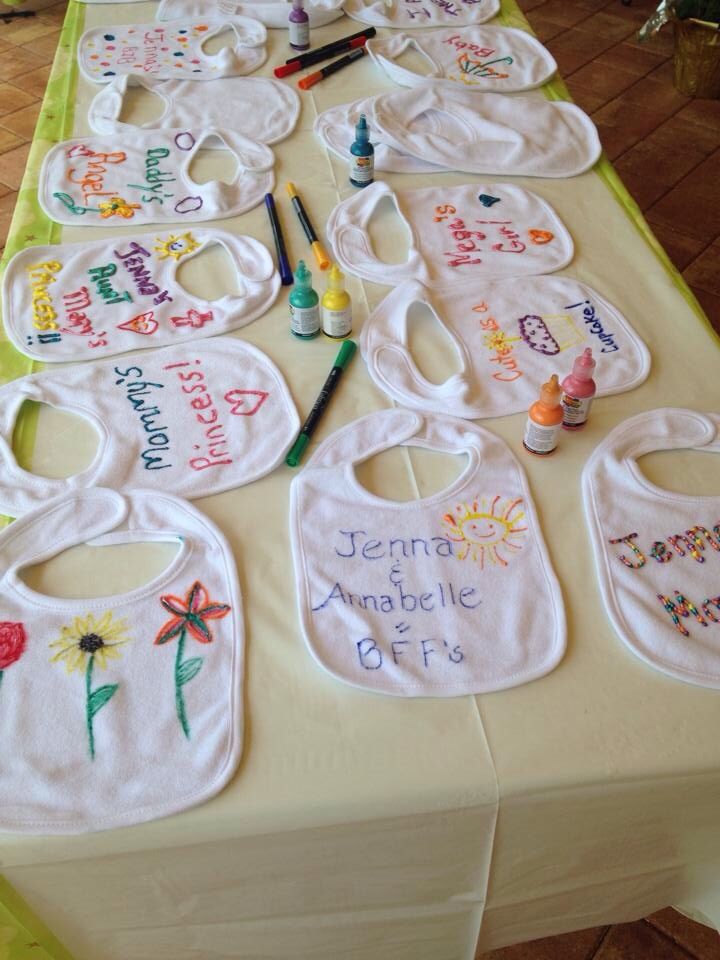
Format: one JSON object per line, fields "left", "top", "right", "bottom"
{"left": 343, "top": 0, "right": 499, "bottom": 29}
{"left": 2, "top": 229, "right": 279, "bottom": 361}
{"left": 583, "top": 408, "right": 720, "bottom": 690}
{"left": 367, "top": 25, "right": 557, "bottom": 90}
{"left": 79, "top": 18, "right": 267, "bottom": 83}
{"left": 290, "top": 409, "right": 565, "bottom": 697}
{"left": 88, "top": 74, "right": 300, "bottom": 144}
{"left": 361, "top": 277, "right": 651, "bottom": 419}
{"left": 0, "top": 487, "right": 243, "bottom": 833}
{"left": 326, "top": 181, "right": 573, "bottom": 287}
{"left": 0, "top": 339, "right": 299, "bottom": 517}
{"left": 39, "top": 130, "right": 274, "bottom": 226}
{"left": 157, "top": 0, "right": 345, "bottom": 28}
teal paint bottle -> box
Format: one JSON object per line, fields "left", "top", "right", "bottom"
{"left": 289, "top": 259, "right": 320, "bottom": 339}
{"left": 349, "top": 113, "right": 374, "bottom": 189}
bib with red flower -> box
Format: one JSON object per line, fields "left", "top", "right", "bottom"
{"left": 0, "top": 487, "right": 243, "bottom": 833}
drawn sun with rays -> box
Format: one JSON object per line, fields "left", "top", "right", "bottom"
{"left": 442, "top": 495, "right": 527, "bottom": 569}
{"left": 154, "top": 232, "right": 201, "bottom": 261}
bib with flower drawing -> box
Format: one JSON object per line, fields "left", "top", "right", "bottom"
{"left": 157, "top": 0, "right": 345, "bottom": 28}
{"left": 2, "top": 229, "right": 279, "bottom": 361}
{"left": 0, "top": 339, "right": 299, "bottom": 517}
{"left": 0, "top": 487, "right": 243, "bottom": 833}
{"left": 361, "top": 277, "right": 651, "bottom": 419}
{"left": 583, "top": 408, "right": 720, "bottom": 690}
{"left": 343, "top": 0, "right": 499, "bottom": 29}
{"left": 367, "top": 25, "right": 556, "bottom": 90}
{"left": 39, "top": 130, "right": 273, "bottom": 227}
{"left": 88, "top": 74, "right": 300, "bottom": 144}
{"left": 79, "top": 19, "right": 267, "bottom": 82}
{"left": 326, "top": 181, "right": 573, "bottom": 287}
{"left": 290, "top": 409, "right": 565, "bottom": 697}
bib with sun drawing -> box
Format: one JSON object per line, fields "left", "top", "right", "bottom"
{"left": 290, "top": 409, "right": 565, "bottom": 697}
{"left": 2, "top": 229, "right": 279, "bottom": 362}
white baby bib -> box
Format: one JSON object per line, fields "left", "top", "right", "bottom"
{"left": 79, "top": 18, "right": 267, "bottom": 82}
{"left": 0, "top": 339, "right": 299, "bottom": 516}
{"left": 326, "top": 181, "right": 573, "bottom": 287}
{"left": 367, "top": 25, "right": 557, "bottom": 90}
{"left": 373, "top": 85, "right": 600, "bottom": 177}
{"left": 583, "top": 408, "right": 720, "bottom": 690}
{"left": 39, "top": 129, "right": 274, "bottom": 226}
{"left": 316, "top": 96, "right": 444, "bottom": 174}
{"left": 157, "top": 0, "right": 345, "bottom": 28}
{"left": 0, "top": 487, "right": 243, "bottom": 833}
{"left": 290, "top": 409, "right": 565, "bottom": 696}
{"left": 88, "top": 74, "right": 300, "bottom": 144}
{"left": 343, "top": 0, "right": 500, "bottom": 29}
{"left": 3, "top": 229, "right": 279, "bottom": 361}
{"left": 361, "top": 277, "right": 651, "bottom": 419}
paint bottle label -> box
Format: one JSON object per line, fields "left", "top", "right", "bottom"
{"left": 523, "top": 418, "right": 560, "bottom": 456}
{"left": 290, "top": 302, "right": 320, "bottom": 337}
{"left": 561, "top": 394, "right": 593, "bottom": 428}
{"left": 289, "top": 20, "right": 309, "bottom": 47}
{"left": 350, "top": 155, "right": 374, "bottom": 185}
{"left": 322, "top": 305, "right": 352, "bottom": 339}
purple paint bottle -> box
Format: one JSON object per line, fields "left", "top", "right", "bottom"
{"left": 289, "top": 0, "right": 310, "bottom": 51}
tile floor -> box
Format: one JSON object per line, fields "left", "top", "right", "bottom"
{"left": 0, "top": 1, "right": 719, "bottom": 957}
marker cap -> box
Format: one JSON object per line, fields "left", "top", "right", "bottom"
{"left": 286, "top": 432, "right": 309, "bottom": 468}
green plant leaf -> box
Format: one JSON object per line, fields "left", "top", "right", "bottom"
{"left": 88, "top": 684, "right": 118, "bottom": 719}
{"left": 177, "top": 657, "right": 203, "bottom": 687}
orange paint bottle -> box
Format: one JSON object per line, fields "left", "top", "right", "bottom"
{"left": 523, "top": 374, "right": 563, "bottom": 456}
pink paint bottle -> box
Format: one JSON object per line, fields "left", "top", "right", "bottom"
{"left": 561, "top": 347, "right": 596, "bottom": 430}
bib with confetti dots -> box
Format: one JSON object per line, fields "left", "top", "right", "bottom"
{"left": 583, "top": 408, "right": 720, "bottom": 689}
{"left": 38, "top": 130, "right": 274, "bottom": 226}
{"left": 2, "top": 228, "right": 280, "bottom": 361}
{"left": 78, "top": 18, "right": 267, "bottom": 83}
{"left": 0, "top": 487, "right": 243, "bottom": 833}
{"left": 290, "top": 409, "right": 565, "bottom": 697}
{"left": 361, "top": 276, "right": 650, "bottom": 419}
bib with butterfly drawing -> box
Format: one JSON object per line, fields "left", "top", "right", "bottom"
{"left": 326, "top": 181, "right": 573, "bottom": 287}
{"left": 88, "top": 74, "right": 300, "bottom": 144}
{"left": 39, "top": 129, "right": 273, "bottom": 226}
{"left": 78, "top": 18, "right": 267, "bottom": 82}
{"left": 583, "top": 408, "right": 720, "bottom": 690}
{"left": 157, "top": 0, "right": 345, "bottom": 28}
{"left": 2, "top": 229, "right": 279, "bottom": 361}
{"left": 0, "top": 487, "right": 243, "bottom": 833}
{"left": 0, "top": 339, "right": 299, "bottom": 517}
{"left": 290, "top": 409, "right": 565, "bottom": 697}
{"left": 343, "top": 0, "right": 499, "bottom": 29}
{"left": 367, "top": 25, "right": 556, "bottom": 90}
{"left": 361, "top": 277, "right": 651, "bottom": 419}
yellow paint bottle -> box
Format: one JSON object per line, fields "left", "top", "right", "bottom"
{"left": 321, "top": 263, "right": 352, "bottom": 339}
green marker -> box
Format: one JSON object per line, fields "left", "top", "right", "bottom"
{"left": 286, "top": 339, "right": 357, "bottom": 467}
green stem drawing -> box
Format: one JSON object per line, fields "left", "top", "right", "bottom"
{"left": 175, "top": 627, "right": 190, "bottom": 739}
{"left": 86, "top": 654, "right": 95, "bottom": 760}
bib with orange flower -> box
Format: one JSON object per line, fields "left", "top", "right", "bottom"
{"left": 0, "top": 488, "right": 243, "bottom": 833}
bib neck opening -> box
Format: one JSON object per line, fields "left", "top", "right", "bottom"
{"left": 10, "top": 400, "right": 104, "bottom": 482}
{"left": 175, "top": 239, "right": 245, "bottom": 300}
{"left": 350, "top": 443, "right": 477, "bottom": 508}
{"left": 367, "top": 194, "right": 413, "bottom": 266}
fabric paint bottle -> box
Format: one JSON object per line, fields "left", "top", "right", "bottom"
{"left": 561, "top": 347, "right": 596, "bottom": 430}
{"left": 288, "top": 0, "right": 310, "bottom": 51}
{"left": 349, "top": 114, "right": 375, "bottom": 189}
{"left": 321, "top": 263, "right": 352, "bottom": 339}
{"left": 289, "top": 259, "right": 320, "bottom": 339}
{"left": 523, "top": 374, "right": 563, "bottom": 456}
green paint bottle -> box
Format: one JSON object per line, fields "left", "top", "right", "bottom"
{"left": 289, "top": 259, "right": 320, "bottom": 339}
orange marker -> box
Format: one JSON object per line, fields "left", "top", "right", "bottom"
{"left": 523, "top": 374, "right": 563, "bottom": 456}
{"left": 298, "top": 47, "right": 366, "bottom": 91}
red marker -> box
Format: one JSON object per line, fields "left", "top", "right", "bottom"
{"left": 274, "top": 27, "right": 374, "bottom": 78}
{"left": 298, "top": 46, "right": 366, "bottom": 91}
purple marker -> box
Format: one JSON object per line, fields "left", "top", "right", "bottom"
{"left": 288, "top": 0, "right": 310, "bottom": 50}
